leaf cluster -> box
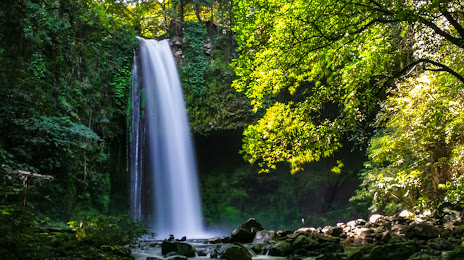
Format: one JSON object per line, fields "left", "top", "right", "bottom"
{"left": 353, "top": 73, "right": 464, "bottom": 213}
{"left": 0, "top": 0, "right": 136, "bottom": 218}
{"left": 181, "top": 21, "right": 208, "bottom": 95}
{"left": 232, "top": 0, "right": 464, "bottom": 174}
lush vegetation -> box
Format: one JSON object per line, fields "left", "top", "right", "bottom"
{"left": 2, "top": 0, "right": 464, "bottom": 257}
{"left": 352, "top": 73, "right": 464, "bottom": 213}
{"left": 232, "top": 0, "right": 464, "bottom": 212}
{"left": 0, "top": 0, "right": 143, "bottom": 258}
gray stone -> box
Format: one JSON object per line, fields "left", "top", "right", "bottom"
{"left": 253, "top": 230, "right": 276, "bottom": 244}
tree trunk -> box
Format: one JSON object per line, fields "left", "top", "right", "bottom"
{"left": 195, "top": 4, "right": 203, "bottom": 23}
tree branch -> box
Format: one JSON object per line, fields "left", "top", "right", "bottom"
{"left": 367, "top": 0, "right": 464, "bottom": 49}
{"left": 415, "top": 14, "right": 464, "bottom": 48}
{"left": 441, "top": 8, "right": 464, "bottom": 39}
{"left": 389, "top": 58, "right": 464, "bottom": 84}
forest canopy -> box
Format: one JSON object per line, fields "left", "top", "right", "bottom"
{"left": 232, "top": 0, "right": 464, "bottom": 209}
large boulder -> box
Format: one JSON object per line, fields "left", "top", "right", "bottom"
{"left": 221, "top": 244, "right": 253, "bottom": 260}
{"left": 293, "top": 234, "right": 320, "bottom": 250}
{"left": 365, "top": 238, "right": 416, "bottom": 260}
{"left": 405, "top": 222, "right": 440, "bottom": 239}
{"left": 268, "top": 241, "right": 293, "bottom": 257}
{"left": 252, "top": 230, "right": 276, "bottom": 244}
{"left": 161, "top": 241, "right": 196, "bottom": 257}
{"left": 231, "top": 218, "right": 264, "bottom": 243}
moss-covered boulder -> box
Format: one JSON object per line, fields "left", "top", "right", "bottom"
{"left": 161, "top": 241, "right": 196, "bottom": 257}
{"left": 222, "top": 244, "right": 253, "bottom": 260}
{"left": 365, "top": 239, "right": 416, "bottom": 260}
{"left": 268, "top": 241, "right": 293, "bottom": 256}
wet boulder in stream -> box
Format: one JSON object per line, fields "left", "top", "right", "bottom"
{"left": 231, "top": 218, "right": 264, "bottom": 243}
{"left": 161, "top": 241, "right": 196, "bottom": 257}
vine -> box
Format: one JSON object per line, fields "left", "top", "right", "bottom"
{"left": 181, "top": 21, "right": 207, "bottom": 96}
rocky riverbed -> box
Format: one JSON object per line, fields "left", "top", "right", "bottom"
{"left": 133, "top": 203, "right": 464, "bottom": 260}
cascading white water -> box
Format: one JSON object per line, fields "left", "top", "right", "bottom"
{"left": 130, "top": 38, "right": 205, "bottom": 238}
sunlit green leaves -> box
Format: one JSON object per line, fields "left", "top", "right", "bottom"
{"left": 353, "top": 73, "right": 464, "bottom": 212}
{"left": 232, "top": 0, "right": 464, "bottom": 174}
{"left": 233, "top": 0, "right": 400, "bottom": 172}
{"left": 242, "top": 102, "right": 341, "bottom": 173}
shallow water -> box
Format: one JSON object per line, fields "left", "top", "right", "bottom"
{"left": 131, "top": 240, "right": 288, "bottom": 260}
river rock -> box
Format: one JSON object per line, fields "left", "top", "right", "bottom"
{"left": 253, "top": 230, "right": 276, "bottom": 244}
{"left": 161, "top": 241, "right": 195, "bottom": 257}
{"left": 205, "top": 236, "right": 231, "bottom": 244}
{"left": 408, "top": 252, "right": 441, "bottom": 260}
{"left": 316, "top": 253, "right": 345, "bottom": 260}
{"left": 405, "top": 222, "right": 440, "bottom": 239}
{"left": 369, "top": 214, "right": 384, "bottom": 223}
{"left": 426, "top": 237, "right": 454, "bottom": 251}
{"left": 165, "top": 256, "right": 188, "bottom": 260}
{"left": 268, "top": 241, "right": 293, "bottom": 256}
{"left": 293, "top": 234, "right": 320, "bottom": 250}
{"left": 221, "top": 244, "right": 252, "bottom": 260}
{"left": 365, "top": 239, "right": 416, "bottom": 260}
{"left": 399, "top": 210, "right": 414, "bottom": 218}
{"left": 312, "top": 232, "right": 340, "bottom": 244}
{"left": 327, "top": 226, "right": 344, "bottom": 237}
{"left": 231, "top": 218, "right": 264, "bottom": 243}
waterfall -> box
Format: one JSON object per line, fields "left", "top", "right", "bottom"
{"left": 130, "top": 38, "right": 205, "bottom": 238}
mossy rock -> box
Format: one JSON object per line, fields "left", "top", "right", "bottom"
{"left": 366, "top": 242, "right": 416, "bottom": 260}
{"left": 293, "top": 234, "right": 320, "bottom": 250}
{"left": 316, "top": 253, "right": 345, "bottom": 260}
{"left": 408, "top": 252, "right": 441, "bottom": 260}
{"left": 161, "top": 241, "right": 195, "bottom": 257}
{"left": 251, "top": 243, "right": 264, "bottom": 254}
{"left": 268, "top": 241, "right": 293, "bottom": 256}
{"left": 222, "top": 244, "right": 252, "bottom": 260}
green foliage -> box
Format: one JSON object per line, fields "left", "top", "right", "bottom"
{"left": 68, "top": 215, "right": 147, "bottom": 246}
{"left": 186, "top": 48, "right": 254, "bottom": 133}
{"left": 201, "top": 164, "right": 306, "bottom": 230}
{"left": 232, "top": 0, "right": 464, "bottom": 173}
{"left": 242, "top": 102, "right": 342, "bottom": 173}
{"left": 112, "top": 55, "right": 133, "bottom": 109}
{"left": 352, "top": 73, "right": 464, "bottom": 213}
{"left": 181, "top": 21, "right": 208, "bottom": 95}
{"left": 0, "top": 0, "right": 137, "bottom": 219}
{"left": 200, "top": 149, "right": 362, "bottom": 230}
{"left": 0, "top": 207, "right": 143, "bottom": 259}
{"left": 201, "top": 167, "right": 248, "bottom": 227}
